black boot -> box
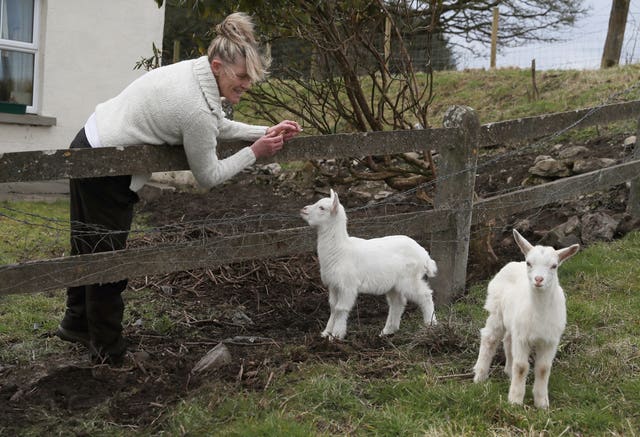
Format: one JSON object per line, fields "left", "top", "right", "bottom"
{"left": 86, "top": 280, "right": 128, "bottom": 365}
{"left": 57, "top": 285, "right": 90, "bottom": 346}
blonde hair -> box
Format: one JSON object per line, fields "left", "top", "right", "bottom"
{"left": 207, "top": 12, "right": 270, "bottom": 82}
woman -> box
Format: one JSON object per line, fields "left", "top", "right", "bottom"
{"left": 56, "top": 12, "right": 301, "bottom": 365}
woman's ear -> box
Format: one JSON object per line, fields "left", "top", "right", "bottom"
{"left": 210, "top": 58, "right": 223, "bottom": 75}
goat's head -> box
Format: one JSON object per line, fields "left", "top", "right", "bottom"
{"left": 513, "top": 229, "right": 579, "bottom": 291}
{"left": 300, "top": 189, "right": 344, "bottom": 228}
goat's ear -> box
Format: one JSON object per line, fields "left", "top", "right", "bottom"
{"left": 557, "top": 244, "right": 580, "bottom": 264}
{"left": 330, "top": 191, "right": 340, "bottom": 215}
{"left": 513, "top": 229, "right": 533, "bottom": 256}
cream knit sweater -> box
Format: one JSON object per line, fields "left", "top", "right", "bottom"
{"left": 94, "top": 56, "right": 268, "bottom": 190}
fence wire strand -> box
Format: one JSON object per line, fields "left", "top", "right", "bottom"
{"left": 1, "top": 80, "right": 639, "bottom": 270}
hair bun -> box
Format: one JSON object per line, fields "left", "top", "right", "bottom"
{"left": 216, "top": 12, "right": 256, "bottom": 45}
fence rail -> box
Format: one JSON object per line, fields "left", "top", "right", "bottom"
{"left": 1, "top": 101, "right": 639, "bottom": 304}
{"left": 3, "top": 101, "right": 638, "bottom": 183}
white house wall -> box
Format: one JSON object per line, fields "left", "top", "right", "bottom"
{"left": 0, "top": 0, "right": 165, "bottom": 153}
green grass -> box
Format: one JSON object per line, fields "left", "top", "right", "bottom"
{"left": 236, "top": 63, "right": 640, "bottom": 132}
{"left": 0, "top": 199, "right": 69, "bottom": 264}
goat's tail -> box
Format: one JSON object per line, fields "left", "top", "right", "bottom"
{"left": 424, "top": 255, "right": 438, "bottom": 278}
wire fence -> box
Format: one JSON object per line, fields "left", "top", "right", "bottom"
{"left": 454, "top": 4, "right": 640, "bottom": 71}
{"left": 1, "top": 78, "right": 639, "bottom": 283}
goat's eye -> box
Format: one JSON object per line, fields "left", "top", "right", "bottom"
{"left": 526, "top": 262, "right": 532, "bottom": 267}
{"left": 551, "top": 264, "right": 558, "bottom": 269}
{"left": 319, "top": 206, "right": 325, "bottom": 211}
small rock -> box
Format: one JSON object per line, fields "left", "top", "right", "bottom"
{"left": 130, "top": 350, "right": 151, "bottom": 363}
{"left": 374, "top": 190, "right": 394, "bottom": 200}
{"left": 232, "top": 310, "right": 254, "bottom": 326}
{"left": 623, "top": 136, "right": 636, "bottom": 148}
{"left": 557, "top": 145, "right": 589, "bottom": 159}
{"left": 192, "top": 342, "right": 232, "bottom": 373}
{"left": 581, "top": 212, "right": 619, "bottom": 243}
{"left": 534, "top": 155, "right": 552, "bottom": 164}
{"left": 572, "top": 158, "right": 616, "bottom": 174}
{"left": 259, "top": 163, "right": 282, "bottom": 175}
{"left": 513, "top": 219, "right": 532, "bottom": 234}
{"left": 529, "top": 157, "right": 571, "bottom": 177}
{"left": 540, "top": 216, "right": 581, "bottom": 247}
{"left": 616, "top": 213, "right": 640, "bottom": 235}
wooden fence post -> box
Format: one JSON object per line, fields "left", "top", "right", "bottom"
{"left": 627, "top": 118, "right": 640, "bottom": 217}
{"left": 430, "top": 105, "right": 480, "bottom": 305}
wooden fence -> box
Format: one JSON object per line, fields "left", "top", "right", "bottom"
{"left": 1, "top": 101, "right": 639, "bottom": 305}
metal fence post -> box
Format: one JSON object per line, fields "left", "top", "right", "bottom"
{"left": 430, "top": 105, "right": 480, "bottom": 305}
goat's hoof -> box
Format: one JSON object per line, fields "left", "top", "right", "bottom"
{"left": 320, "top": 331, "right": 329, "bottom": 338}
{"left": 380, "top": 328, "right": 397, "bottom": 336}
{"left": 534, "top": 397, "right": 549, "bottom": 409}
{"left": 473, "top": 372, "right": 487, "bottom": 383}
{"left": 507, "top": 396, "right": 524, "bottom": 406}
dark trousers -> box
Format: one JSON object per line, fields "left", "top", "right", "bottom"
{"left": 61, "top": 128, "right": 139, "bottom": 358}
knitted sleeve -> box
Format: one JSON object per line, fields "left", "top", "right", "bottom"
{"left": 182, "top": 112, "right": 257, "bottom": 189}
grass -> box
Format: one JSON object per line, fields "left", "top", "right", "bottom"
{"left": 236, "top": 63, "right": 640, "bottom": 132}
{"left": 0, "top": 199, "right": 69, "bottom": 265}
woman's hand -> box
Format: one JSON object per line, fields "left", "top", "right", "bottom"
{"left": 266, "top": 120, "right": 302, "bottom": 141}
{"left": 250, "top": 131, "right": 285, "bottom": 158}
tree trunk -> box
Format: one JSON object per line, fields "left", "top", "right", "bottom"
{"left": 601, "top": 0, "right": 630, "bottom": 68}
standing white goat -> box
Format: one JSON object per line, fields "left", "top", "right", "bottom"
{"left": 300, "top": 189, "right": 438, "bottom": 340}
{"left": 473, "top": 229, "right": 579, "bottom": 409}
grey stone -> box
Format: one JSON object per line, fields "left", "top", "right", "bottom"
{"left": 581, "top": 212, "right": 619, "bottom": 243}
{"left": 572, "top": 158, "right": 616, "bottom": 174}
{"left": 529, "top": 157, "right": 571, "bottom": 177}
{"left": 557, "top": 146, "right": 589, "bottom": 159}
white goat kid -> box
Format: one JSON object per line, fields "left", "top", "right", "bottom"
{"left": 300, "top": 189, "right": 438, "bottom": 340}
{"left": 473, "top": 229, "right": 579, "bottom": 409}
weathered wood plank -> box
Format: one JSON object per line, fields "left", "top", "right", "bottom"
{"left": 2, "top": 100, "right": 638, "bottom": 183}
{"left": 0, "top": 209, "right": 452, "bottom": 296}
{"left": 0, "top": 128, "right": 461, "bottom": 183}
{"left": 472, "top": 159, "right": 640, "bottom": 224}
{"left": 627, "top": 119, "right": 640, "bottom": 217}
{"left": 480, "top": 100, "right": 640, "bottom": 146}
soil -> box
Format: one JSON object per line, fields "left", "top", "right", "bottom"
{"left": 0, "top": 131, "right": 637, "bottom": 433}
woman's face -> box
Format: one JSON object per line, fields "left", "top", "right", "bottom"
{"left": 211, "top": 58, "right": 252, "bottom": 105}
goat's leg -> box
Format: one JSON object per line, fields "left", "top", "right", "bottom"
{"left": 321, "top": 287, "right": 338, "bottom": 338}
{"left": 503, "top": 333, "right": 513, "bottom": 377}
{"left": 473, "top": 313, "right": 504, "bottom": 383}
{"left": 412, "top": 280, "right": 437, "bottom": 326}
{"left": 381, "top": 289, "right": 407, "bottom": 336}
{"left": 508, "top": 340, "right": 530, "bottom": 405}
{"left": 532, "top": 343, "right": 558, "bottom": 409}
{"left": 329, "top": 289, "right": 357, "bottom": 340}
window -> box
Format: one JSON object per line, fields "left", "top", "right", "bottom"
{"left": 0, "top": 0, "right": 39, "bottom": 113}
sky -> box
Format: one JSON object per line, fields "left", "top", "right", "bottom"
{"left": 454, "top": 0, "right": 640, "bottom": 70}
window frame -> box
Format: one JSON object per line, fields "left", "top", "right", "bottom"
{"left": 0, "top": 0, "right": 41, "bottom": 114}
